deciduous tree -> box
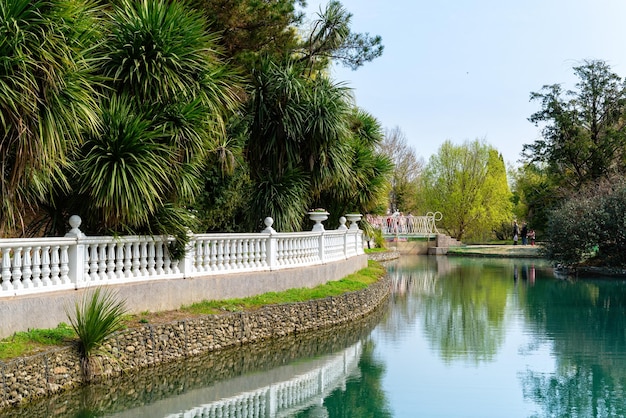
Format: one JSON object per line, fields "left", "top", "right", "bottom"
{"left": 420, "top": 139, "right": 512, "bottom": 241}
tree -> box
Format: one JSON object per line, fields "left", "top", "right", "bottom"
{"left": 69, "top": 0, "right": 241, "bottom": 237}
{"left": 524, "top": 60, "right": 626, "bottom": 189}
{"left": 244, "top": 57, "right": 353, "bottom": 231}
{"left": 510, "top": 162, "right": 556, "bottom": 235}
{"left": 0, "top": 0, "right": 101, "bottom": 235}
{"left": 189, "top": 0, "right": 305, "bottom": 69}
{"left": 379, "top": 127, "right": 424, "bottom": 214}
{"left": 297, "top": 1, "right": 383, "bottom": 74}
{"left": 420, "top": 139, "right": 512, "bottom": 241}
{"left": 319, "top": 109, "right": 394, "bottom": 222}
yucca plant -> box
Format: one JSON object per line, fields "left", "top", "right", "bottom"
{"left": 67, "top": 288, "right": 127, "bottom": 382}
{"left": 0, "top": 0, "right": 102, "bottom": 235}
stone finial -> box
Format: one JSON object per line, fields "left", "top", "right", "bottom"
{"left": 262, "top": 217, "right": 276, "bottom": 233}
{"left": 337, "top": 216, "right": 348, "bottom": 230}
{"left": 65, "top": 215, "right": 85, "bottom": 238}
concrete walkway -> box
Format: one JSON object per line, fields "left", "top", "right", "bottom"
{"left": 445, "top": 244, "right": 544, "bottom": 258}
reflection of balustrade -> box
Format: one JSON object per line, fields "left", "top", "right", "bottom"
{"left": 0, "top": 215, "right": 364, "bottom": 298}
{"left": 162, "top": 342, "right": 362, "bottom": 418}
{"left": 367, "top": 212, "right": 442, "bottom": 236}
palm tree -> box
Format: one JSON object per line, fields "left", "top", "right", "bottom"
{"left": 0, "top": 0, "right": 101, "bottom": 236}
{"left": 320, "top": 109, "right": 393, "bottom": 224}
{"left": 245, "top": 57, "right": 354, "bottom": 231}
{"left": 70, "top": 0, "right": 241, "bottom": 236}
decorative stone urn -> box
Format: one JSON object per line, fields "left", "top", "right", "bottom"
{"left": 344, "top": 213, "right": 363, "bottom": 230}
{"left": 308, "top": 211, "right": 330, "bottom": 231}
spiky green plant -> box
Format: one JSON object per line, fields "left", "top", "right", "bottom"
{"left": 67, "top": 288, "right": 127, "bottom": 382}
{"left": 0, "top": 0, "right": 102, "bottom": 235}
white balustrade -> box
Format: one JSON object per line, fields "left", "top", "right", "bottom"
{"left": 0, "top": 213, "right": 364, "bottom": 297}
{"left": 163, "top": 342, "right": 362, "bottom": 418}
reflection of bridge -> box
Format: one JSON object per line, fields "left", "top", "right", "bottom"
{"left": 367, "top": 212, "right": 442, "bottom": 238}
{"left": 158, "top": 342, "right": 362, "bottom": 418}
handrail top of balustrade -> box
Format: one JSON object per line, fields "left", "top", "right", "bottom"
{"left": 0, "top": 236, "right": 76, "bottom": 247}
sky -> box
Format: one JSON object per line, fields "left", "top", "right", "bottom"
{"left": 301, "top": 0, "right": 626, "bottom": 167}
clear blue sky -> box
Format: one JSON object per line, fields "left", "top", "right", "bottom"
{"left": 301, "top": 0, "right": 626, "bottom": 166}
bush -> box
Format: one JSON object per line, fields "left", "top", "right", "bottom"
{"left": 544, "top": 176, "right": 626, "bottom": 267}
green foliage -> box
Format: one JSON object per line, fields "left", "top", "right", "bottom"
{"left": 75, "top": 95, "right": 174, "bottom": 231}
{"left": 420, "top": 139, "right": 513, "bottom": 241}
{"left": 0, "top": 0, "right": 101, "bottom": 234}
{"left": 510, "top": 162, "right": 556, "bottom": 234}
{"left": 524, "top": 60, "right": 626, "bottom": 189}
{"left": 245, "top": 57, "right": 356, "bottom": 230}
{"left": 66, "top": 288, "right": 127, "bottom": 380}
{"left": 544, "top": 175, "right": 626, "bottom": 267}
{"left": 191, "top": 0, "right": 304, "bottom": 69}
{"left": 297, "top": 1, "right": 383, "bottom": 72}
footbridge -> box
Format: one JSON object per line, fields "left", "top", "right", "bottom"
{"left": 367, "top": 212, "right": 442, "bottom": 239}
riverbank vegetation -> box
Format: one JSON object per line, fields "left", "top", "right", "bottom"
{"left": 0, "top": 260, "right": 386, "bottom": 361}
{"left": 3, "top": 1, "right": 626, "bottom": 270}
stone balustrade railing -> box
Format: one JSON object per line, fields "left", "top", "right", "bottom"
{"left": 163, "top": 342, "right": 362, "bottom": 418}
{"left": 0, "top": 214, "right": 363, "bottom": 298}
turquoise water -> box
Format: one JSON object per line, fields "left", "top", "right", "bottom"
{"left": 5, "top": 255, "right": 626, "bottom": 417}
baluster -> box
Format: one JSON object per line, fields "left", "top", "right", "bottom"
{"left": 248, "top": 239, "right": 256, "bottom": 268}
{"left": 31, "top": 246, "right": 42, "bottom": 288}
{"left": 107, "top": 243, "right": 116, "bottom": 280}
{"left": 50, "top": 245, "right": 61, "bottom": 286}
{"left": 11, "top": 247, "right": 23, "bottom": 291}
{"left": 2, "top": 248, "right": 12, "bottom": 292}
{"left": 124, "top": 241, "right": 133, "bottom": 278}
{"left": 203, "top": 241, "right": 211, "bottom": 272}
{"left": 288, "top": 239, "right": 294, "bottom": 265}
{"left": 88, "top": 244, "right": 99, "bottom": 282}
{"left": 21, "top": 246, "right": 33, "bottom": 290}
{"left": 155, "top": 241, "right": 164, "bottom": 274}
{"left": 223, "top": 239, "right": 232, "bottom": 270}
{"left": 138, "top": 240, "right": 147, "bottom": 277}
{"left": 41, "top": 246, "right": 52, "bottom": 287}
{"left": 147, "top": 241, "right": 156, "bottom": 276}
{"left": 209, "top": 240, "right": 217, "bottom": 271}
{"left": 235, "top": 240, "right": 243, "bottom": 269}
{"left": 195, "top": 239, "right": 204, "bottom": 272}
{"left": 217, "top": 239, "right": 224, "bottom": 270}
{"left": 60, "top": 245, "right": 70, "bottom": 285}
{"left": 276, "top": 240, "right": 283, "bottom": 265}
{"left": 114, "top": 242, "right": 124, "bottom": 279}
{"left": 242, "top": 239, "right": 250, "bottom": 268}
{"left": 132, "top": 242, "right": 141, "bottom": 277}
{"left": 98, "top": 244, "right": 107, "bottom": 281}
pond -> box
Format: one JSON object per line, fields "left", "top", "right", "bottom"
{"left": 4, "top": 255, "right": 626, "bottom": 417}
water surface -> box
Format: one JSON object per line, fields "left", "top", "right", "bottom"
{"left": 5, "top": 255, "right": 626, "bottom": 417}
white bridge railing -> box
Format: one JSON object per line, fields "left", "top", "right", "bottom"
{"left": 367, "top": 212, "right": 442, "bottom": 236}
{"left": 0, "top": 214, "right": 364, "bottom": 298}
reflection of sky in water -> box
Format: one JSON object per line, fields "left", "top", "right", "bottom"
{"left": 377, "top": 256, "right": 558, "bottom": 418}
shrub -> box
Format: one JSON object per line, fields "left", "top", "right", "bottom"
{"left": 66, "top": 288, "right": 127, "bottom": 381}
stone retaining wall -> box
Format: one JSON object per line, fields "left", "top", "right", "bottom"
{"left": 0, "top": 275, "right": 391, "bottom": 411}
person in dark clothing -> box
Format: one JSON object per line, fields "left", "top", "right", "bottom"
{"left": 512, "top": 220, "right": 519, "bottom": 245}
{"left": 520, "top": 222, "right": 528, "bottom": 245}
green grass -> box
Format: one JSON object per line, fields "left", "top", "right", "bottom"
{"left": 0, "top": 323, "right": 75, "bottom": 360}
{"left": 181, "top": 260, "right": 385, "bottom": 315}
{"left": 0, "top": 260, "right": 387, "bottom": 359}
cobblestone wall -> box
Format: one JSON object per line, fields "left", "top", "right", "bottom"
{"left": 0, "top": 275, "right": 391, "bottom": 411}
